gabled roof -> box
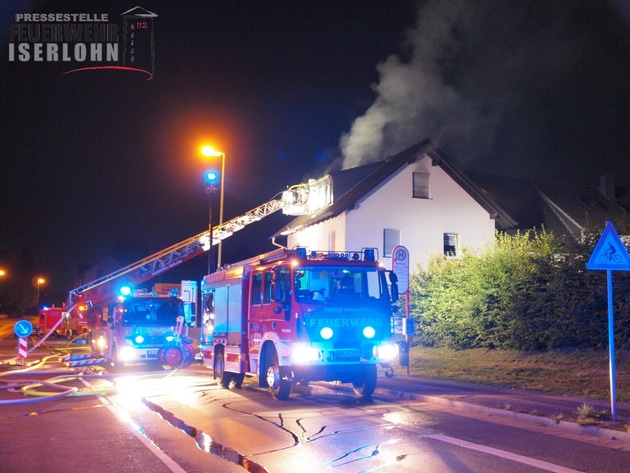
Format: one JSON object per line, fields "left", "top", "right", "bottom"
{"left": 272, "top": 139, "right": 516, "bottom": 238}
{"left": 468, "top": 173, "right": 544, "bottom": 231}
{"left": 468, "top": 173, "right": 630, "bottom": 239}
{"left": 536, "top": 181, "right": 630, "bottom": 237}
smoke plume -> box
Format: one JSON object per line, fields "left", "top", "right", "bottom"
{"left": 339, "top": 0, "right": 607, "bottom": 174}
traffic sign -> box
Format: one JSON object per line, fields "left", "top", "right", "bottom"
{"left": 392, "top": 245, "right": 409, "bottom": 293}
{"left": 14, "top": 319, "right": 33, "bottom": 338}
{"left": 587, "top": 221, "right": 630, "bottom": 271}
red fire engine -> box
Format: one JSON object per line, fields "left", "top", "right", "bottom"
{"left": 91, "top": 286, "right": 195, "bottom": 368}
{"left": 38, "top": 306, "right": 66, "bottom": 337}
{"left": 202, "top": 247, "right": 399, "bottom": 400}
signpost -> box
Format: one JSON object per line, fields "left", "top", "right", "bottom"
{"left": 392, "top": 245, "right": 411, "bottom": 375}
{"left": 14, "top": 319, "right": 33, "bottom": 364}
{"left": 586, "top": 221, "right": 630, "bottom": 421}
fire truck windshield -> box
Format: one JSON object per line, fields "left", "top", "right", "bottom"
{"left": 294, "top": 266, "right": 383, "bottom": 303}
{"left": 120, "top": 297, "right": 183, "bottom": 326}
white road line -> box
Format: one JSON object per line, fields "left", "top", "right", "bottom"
{"left": 80, "top": 378, "right": 188, "bottom": 473}
{"left": 427, "top": 433, "right": 584, "bottom": 473}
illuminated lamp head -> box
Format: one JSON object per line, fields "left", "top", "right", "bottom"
{"left": 363, "top": 326, "right": 376, "bottom": 339}
{"left": 119, "top": 286, "right": 132, "bottom": 297}
{"left": 204, "top": 170, "right": 219, "bottom": 185}
{"left": 320, "top": 327, "right": 334, "bottom": 340}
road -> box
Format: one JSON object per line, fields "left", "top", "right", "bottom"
{"left": 2, "top": 316, "right": 630, "bottom": 473}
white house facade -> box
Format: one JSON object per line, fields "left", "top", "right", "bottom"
{"left": 274, "top": 140, "right": 515, "bottom": 273}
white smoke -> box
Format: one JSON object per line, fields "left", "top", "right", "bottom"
{"left": 339, "top": 0, "right": 589, "bottom": 171}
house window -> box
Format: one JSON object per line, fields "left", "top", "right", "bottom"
{"left": 384, "top": 228, "right": 400, "bottom": 257}
{"left": 444, "top": 233, "right": 458, "bottom": 257}
{"left": 413, "top": 172, "right": 430, "bottom": 199}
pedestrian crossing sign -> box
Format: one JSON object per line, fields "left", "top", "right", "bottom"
{"left": 587, "top": 221, "right": 630, "bottom": 271}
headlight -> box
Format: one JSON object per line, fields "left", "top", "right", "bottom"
{"left": 134, "top": 335, "right": 145, "bottom": 344}
{"left": 119, "top": 346, "right": 136, "bottom": 361}
{"left": 374, "top": 343, "right": 398, "bottom": 361}
{"left": 320, "top": 327, "right": 333, "bottom": 340}
{"left": 292, "top": 344, "right": 321, "bottom": 363}
{"left": 165, "top": 335, "right": 175, "bottom": 342}
{"left": 362, "top": 326, "right": 376, "bottom": 339}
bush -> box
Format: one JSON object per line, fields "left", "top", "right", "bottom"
{"left": 410, "top": 229, "right": 626, "bottom": 350}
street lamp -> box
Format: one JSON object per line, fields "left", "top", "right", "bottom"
{"left": 204, "top": 170, "right": 220, "bottom": 274}
{"left": 36, "top": 277, "right": 45, "bottom": 311}
{"left": 201, "top": 145, "right": 225, "bottom": 269}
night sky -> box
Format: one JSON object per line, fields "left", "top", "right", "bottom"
{"left": 2, "top": 0, "right": 630, "bottom": 298}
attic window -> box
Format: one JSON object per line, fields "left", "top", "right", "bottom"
{"left": 413, "top": 172, "right": 431, "bottom": 199}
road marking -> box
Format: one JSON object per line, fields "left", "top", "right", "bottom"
{"left": 80, "top": 378, "right": 188, "bottom": 473}
{"left": 427, "top": 433, "right": 584, "bottom": 473}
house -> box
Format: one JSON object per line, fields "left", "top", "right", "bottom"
{"left": 272, "top": 139, "right": 516, "bottom": 272}
{"left": 470, "top": 172, "right": 630, "bottom": 241}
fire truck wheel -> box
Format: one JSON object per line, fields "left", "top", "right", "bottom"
{"left": 265, "top": 350, "right": 291, "bottom": 400}
{"left": 163, "top": 347, "right": 184, "bottom": 368}
{"left": 214, "top": 349, "right": 233, "bottom": 388}
{"left": 352, "top": 364, "right": 377, "bottom": 398}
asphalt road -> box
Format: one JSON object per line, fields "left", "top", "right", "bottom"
{"left": 2, "top": 316, "right": 630, "bottom": 473}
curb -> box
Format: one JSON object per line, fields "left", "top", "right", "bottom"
{"left": 374, "top": 386, "right": 630, "bottom": 443}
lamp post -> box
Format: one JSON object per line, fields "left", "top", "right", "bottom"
{"left": 204, "top": 170, "right": 220, "bottom": 274}
{"left": 36, "top": 277, "right": 45, "bottom": 311}
{"left": 201, "top": 146, "right": 225, "bottom": 269}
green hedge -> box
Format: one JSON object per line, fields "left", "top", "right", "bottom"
{"left": 409, "top": 229, "right": 630, "bottom": 350}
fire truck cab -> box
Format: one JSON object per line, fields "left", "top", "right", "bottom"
{"left": 91, "top": 287, "right": 194, "bottom": 368}
{"left": 38, "top": 306, "right": 66, "bottom": 337}
{"left": 202, "top": 247, "right": 399, "bottom": 400}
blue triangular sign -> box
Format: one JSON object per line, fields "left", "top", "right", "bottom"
{"left": 587, "top": 221, "right": 630, "bottom": 271}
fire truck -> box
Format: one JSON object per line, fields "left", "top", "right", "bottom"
{"left": 90, "top": 286, "right": 195, "bottom": 367}
{"left": 201, "top": 247, "right": 400, "bottom": 400}
{"left": 38, "top": 306, "right": 66, "bottom": 337}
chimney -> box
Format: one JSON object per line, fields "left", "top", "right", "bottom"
{"left": 599, "top": 172, "right": 615, "bottom": 200}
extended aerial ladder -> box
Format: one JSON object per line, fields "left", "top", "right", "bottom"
{"left": 65, "top": 176, "right": 332, "bottom": 320}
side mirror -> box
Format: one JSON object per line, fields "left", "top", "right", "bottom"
{"left": 391, "top": 282, "right": 399, "bottom": 302}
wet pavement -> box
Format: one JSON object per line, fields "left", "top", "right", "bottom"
{"left": 373, "top": 371, "right": 630, "bottom": 441}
